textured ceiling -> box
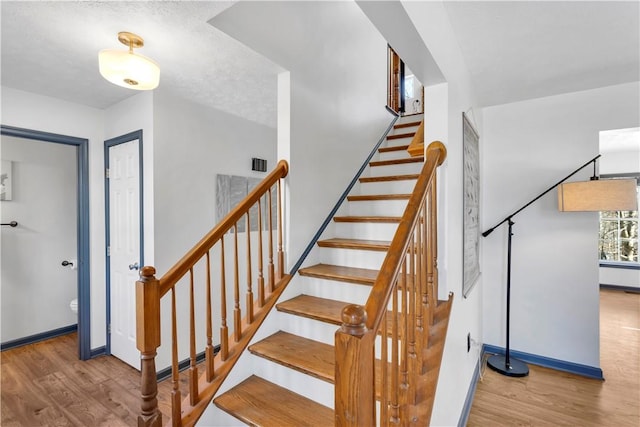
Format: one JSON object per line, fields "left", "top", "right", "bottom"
{"left": 0, "top": 1, "right": 281, "bottom": 128}
{"left": 1, "top": 1, "right": 638, "bottom": 129}
{"left": 444, "top": 1, "right": 640, "bottom": 107}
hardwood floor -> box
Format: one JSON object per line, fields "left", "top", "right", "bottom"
{"left": 0, "top": 333, "right": 181, "bottom": 426}
{"left": 468, "top": 289, "right": 640, "bottom": 426}
{"left": 2, "top": 289, "right": 637, "bottom": 426}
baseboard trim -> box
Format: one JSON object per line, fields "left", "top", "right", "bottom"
{"left": 457, "top": 357, "right": 481, "bottom": 427}
{"left": 600, "top": 283, "right": 640, "bottom": 293}
{"left": 156, "top": 345, "right": 220, "bottom": 382}
{"left": 1, "top": 324, "right": 78, "bottom": 351}
{"left": 90, "top": 346, "right": 107, "bottom": 358}
{"left": 482, "top": 344, "right": 603, "bottom": 380}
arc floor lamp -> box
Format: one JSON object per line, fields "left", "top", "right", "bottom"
{"left": 482, "top": 154, "right": 637, "bottom": 377}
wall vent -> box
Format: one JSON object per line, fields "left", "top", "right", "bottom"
{"left": 252, "top": 158, "right": 267, "bottom": 172}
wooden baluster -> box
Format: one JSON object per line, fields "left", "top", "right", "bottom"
{"left": 381, "top": 311, "right": 389, "bottom": 426}
{"left": 390, "top": 282, "right": 399, "bottom": 424}
{"left": 267, "top": 187, "right": 275, "bottom": 292}
{"left": 205, "top": 251, "right": 214, "bottom": 382}
{"left": 428, "top": 185, "right": 436, "bottom": 326}
{"left": 408, "top": 231, "right": 416, "bottom": 359}
{"left": 257, "top": 196, "right": 265, "bottom": 306}
{"left": 401, "top": 258, "right": 408, "bottom": 390}
{"left": 136, "top": 266, "right": 162, "bottom": 427}
{"left": 220, "top": 237, "right": 229, "bottom": 361}
{"left": 430, "top": 178, "right": 439, "bottom": 314}
{"left": 415, "top": 215, "right": 424, "bottom": 332}
{"left": 424, "top": 194, "right": 433, "bottom": 326}
{"left": 277, "top": 178, "right": 284, "bottom": 280}
{"left": 170, "top": 287, "right": 182, "bottom": 426}
{"left": 188, "top": 268, "right": 198, "bottom": 406}
{"left": 246, "top": 213, "right": 254, "bottom": 323}
{"left": 335, "top": 305, "right": 375, "bottom": 427}
{"left": 233, "top": 224, "right": 241, "bottom": 342}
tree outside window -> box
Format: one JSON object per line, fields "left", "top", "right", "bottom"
{"left": 599, "top": 184, "right": 639, "bottom": 264}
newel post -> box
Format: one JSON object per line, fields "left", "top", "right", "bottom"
{"left": 335, "top": 304, "right": 375, "bottom": 426}
{"left": 136, "top": 266, "right": 162, "bottom": 427}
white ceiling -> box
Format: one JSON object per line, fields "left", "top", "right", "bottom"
{"left": 443, "top": 1, "right": 640, "bottom": 107}
{"left": 1, "top": 1, "right": 638, "bottom": 129}
{"left": 0, "top": 1, "right": 281, "bottom": 128}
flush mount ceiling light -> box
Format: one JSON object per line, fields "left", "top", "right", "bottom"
{"left": 99, "top": 31, "right": 160, "bottom": 90}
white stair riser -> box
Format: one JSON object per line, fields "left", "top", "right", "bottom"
{"left": 358, "top": 179, "right": 417, "bottom": 195}
{"left": 334, "top": 221, "right": 398, "bottom": 241}
{"left": 377, "top": 149, "right": 412, "bottom": 162}
{"left": 368, "top": 162, "right": 423, "bottom": 177}
{"left": 299, "top": 276, "right": 372, "bottom": 306}
{"left": 248, "top": 353, "right": 335, "bottom": 409}
{"left": 318, "top": 247, "right": 387, "bottom": 270}
{"left": 277, "top": 310, "right": 339, "bottom": 346}
{"left": 384, "top": 136, "right": 414, "bottom": 147}
{"left": 347, "top": 199, "right": 408, "bottom": 216}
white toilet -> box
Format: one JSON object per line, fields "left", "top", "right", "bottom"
{"left": 70, "top": 298, "right": 78, "bottom": 314}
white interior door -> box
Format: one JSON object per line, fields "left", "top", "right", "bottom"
{"left": 108, "top": 138, "right": 141, "bottom": 369}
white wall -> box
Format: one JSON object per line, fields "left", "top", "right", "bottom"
{"left": 482, "top": 82, "right": 640, "bottom": 370}
{"left": 401, "top": 2, "right": 484, "bottom": 425}
{"left": 151, "top": 89, "right": 277, "bottom": 368}
{"left": 1, "top": 136, "right": 77, "bottom": 341}
{"left": 1, "top": 86, "right": 107, "bottom": 349}
{"left": 210, "top": 1, "right": 392, "bottom": 268}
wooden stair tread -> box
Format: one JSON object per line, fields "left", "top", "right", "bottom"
{"left": 276, "top": 294, "right": 346, "bottom": 325}
{"left": 359, "top": 174, "right": 419, "bottom": 183}
{"left": 347, "top": 194, "right": 411, "bottom": 201}
{"left": 334, "top": 215, "right": 401, "bottom": 223}
{"left": 213, "top": 375, "right": 333, "bottom": 427}
{"left": 378, "top": 144, "right": 409, "bottom": 153}
{"left": 394, "top": 121, "right": 422, "bottom": 129}
{"left": 317, "top": 237, "right": 391, "bottom": 251}
{"left": 249, "top": 331, "right": 334, "bottom": 383}
{"left": 370, "top": 157, "right": 424, "bottom": 167}
{"left": 299, "top": 263, "right": 379, "bottom": 285}
{"left": 387, "top": 132, "right": 415, "bottom": 140}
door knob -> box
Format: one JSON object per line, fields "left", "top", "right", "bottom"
{"left": 129, "top": 262, "right": 140, "bottom": 270}
{"left": 61, "top": 260, "right": 74, "bottom": 267}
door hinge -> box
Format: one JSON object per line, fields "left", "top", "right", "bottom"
{"left": 105, "top": 168, "right": 110, "bottom": 179}
{"left": 108, "top": 323, "right": 111, "bottom": 334}
{"left": 107, "top": 246, "right": 111, "bottom": 257}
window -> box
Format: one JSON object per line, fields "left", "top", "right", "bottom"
{"left": 599, "top": 180, "right": 639, "bottom": 264}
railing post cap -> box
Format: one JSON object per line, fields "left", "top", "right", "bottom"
{"left": 140, "top": 266, "right": 156, "bottom": 278}
{"left": 340, "top": 304, "right": 367, "bottom": 336}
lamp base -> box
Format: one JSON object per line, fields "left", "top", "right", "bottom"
{"left": 487, "top": 354, "right": 529, "bottom": 377}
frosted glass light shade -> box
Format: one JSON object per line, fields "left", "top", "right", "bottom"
{"left": 99, "top": 49, "right": 160, "bottom": 90}
{"left": 558, "top": 179, "right": 637, "bottom": 212}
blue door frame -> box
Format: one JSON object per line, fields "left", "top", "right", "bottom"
{"left": 1, "top": 125, "right": 91, "bottom": 360}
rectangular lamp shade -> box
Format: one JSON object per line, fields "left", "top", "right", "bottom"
{"left": 558, "top": 179, "right": 637, "bottom": 212}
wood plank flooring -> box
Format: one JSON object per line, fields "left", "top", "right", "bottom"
{"left": 0, "top": 333, "right": 179, "bottom": 426}
{"left": 467, "top": 289, "right": 640, "bottom": 426}
{"left": 1, "top": 289, "right": 636, "bottom": 426}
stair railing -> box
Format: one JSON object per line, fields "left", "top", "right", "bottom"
{"left": 335, "top": 141, "right": 449, "bottom": 426}
{"left": 136, "top": 160, "right": 289, "bottom": 427}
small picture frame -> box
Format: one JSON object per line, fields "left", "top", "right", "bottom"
{"left": 1, "top": 160, "right": 12, "bottom": 201}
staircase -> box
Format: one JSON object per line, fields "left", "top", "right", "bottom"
{"left": 209, "top": 115, "right": 453, "bottom": 426}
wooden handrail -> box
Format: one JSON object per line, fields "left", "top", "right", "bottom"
{"left": 407, "top": 120, "right": 425, "bottom": 157}
{"left": 158, "top": 159, "right": 289, "bottom": 296}
{"left": 335, "top": 141, "right": 447, "bottom": 426}
{"left": 136, "top": 160, "right": 289, "bottom": 427}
